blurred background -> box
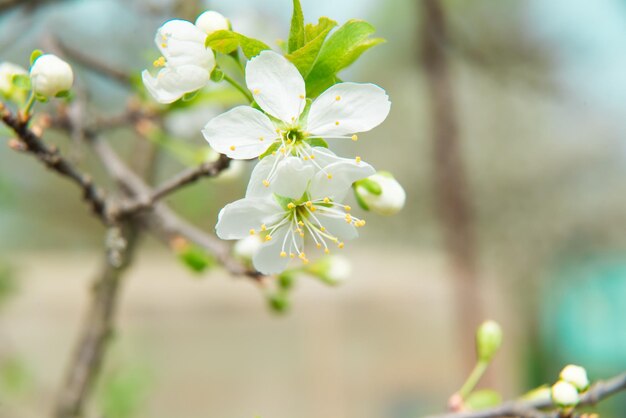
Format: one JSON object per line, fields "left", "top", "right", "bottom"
{"left": 1, "top": 0, "right": 626, "bottom": 417}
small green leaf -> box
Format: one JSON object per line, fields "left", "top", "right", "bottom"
{"left": 278, "top": 272, "right": 295, "bottom": 290}
{"left": 55, "top": 90, "right": 70, "bottom": 98}
{"left": 286, "top": 17, "right": 337, "bottom": 77}
{"left": 273, "top": 194, "right": 294, "bottom": 211}
{"left": 258, "top": 142, "right": 280, "bottom": 160}
{"left": 465, "top": 389, "right": 502, "bottom": 410}
{"left": 210, "top": 67, "right": 224, "bottom": 82}
{"left": 11, "top": 74, "right": 31, "bottom": 90}
{"left": 206, "top": 30, "right": 270, "bottom": 59}
{"left": 182, "top": 90, "right": 199, "bottom": 102}
{"left": 178, "top": 246, "right": 216, "bottom": 274}
{"left": 355, "top": 178, "right": 382, "bottom": 195}
{"left": 354, "top": 188, "right": 370, "bottom": 211}
{"left": 35, "top": 93, "right": 48, "bottom": 103}
{"left": 267, "top": 291, "right": 290, "bottom": 314}
{"left": 306, "top": 19, "right": 385, "bottom": 97}
{"left": 304, "top": 137, "right": 328, "bottom": 148}
{"left": 30, "top": 49, "right": 43, "bottom": 66}
{"left": 288, "top": 0, "right": 305, "bottom": 53}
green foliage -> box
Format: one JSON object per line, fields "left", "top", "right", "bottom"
{"left": 286, "top": 17, "right": 337, "bottom": 78}
{"left": 288, "top": 0, "right": 305, "bottom": 53}
{"left": 99, "top": 367, "right": 151, "bottom": 418}
{"left": 11, "top": 74, "right": 31, "bottom": 90}
{"left": 54, "top": 90, "right": 71, "bottom": 98}
{"left": 267, "top": 291, "right": 290, "bottom": 314}
{"left": 178, "top": 245, "right": 216, "bottom": 274}
{"left": 205, "top": 30, "right": 270, "bottom": 59}
{"left": 465, "top": 389, "right": 502, "bottom": 410}
{"left": 29, "top": 49, "right": 43, "bottom": 66}
{"left": 305, "top": 20, "right": 385, "bottom": 97}
{"left": 0, "top": 357, "right": 32, "bottom": 396}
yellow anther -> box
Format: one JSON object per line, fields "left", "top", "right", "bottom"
{"left": 335, "top": 95, "right": 341, "bottom": 101}
{"left": 320, "top": 227, "right": 326, "bottom": 232}
{"left": 327, "top": 174, "right": 333, "bottom": 180}
{"left": 272, "top": 151, "right": 277, "bottom": 156}
{"left": 291, "top": 116, "right": 295, "bottom": 121}
{"left": 280, "top": 251, "right": 287, "bottom": 258}
{"left": 287, "top": 202, "right": 296, "bottom": 209}
{"left": 345, "top": 214, "right": 352, "bottom": 223}
{"left": 323, "top": 197, "right": 330, "bottom": 203}
{"left": 310, "top": 206, "right": 317, "bottom": 212}
{"left": 153, "top": 56, "right": 166, "bottom": 67}
{"left": 298, "top": 221, "right": 304, "bottom": 226}
{"left": 229, "top": 145, "right": 236, "bottom": 151}
{"left": 296, "top": 228, "right": 302, "bottom": 234}
{"left": 355, "top": 156, "right": 361, "bottom": 164}
{"left": 310, "top": 154, "right": 315, "bottom": 160}
{"left": 275, "top": 128, "right": 281, "bottom": 134}
{"left": 161, "top": 43, "right": 167, "bottom": 48}
{"left": 290, "top": 253, "right": 295, "bottom": 259}
{"left": 249, "top": 229, "right": 255, "bottom": 235}
{"left": 351, "top": 134, "right": 358, "bottom": 141}
{"left": 324, "top": 248, "right": 330, "bottom": 254}
{"left": 280, "top": 147, "right": 286, "bottom": 154}
{"left": 305, "top": 201, "right": 313, "bottom": 208}
{"left": 253, "top": 88, "right": 260, "bottom": 95}
{"left": 338, "top": 242, "right": 345, "bottom": 249}
{"left": 303, "top": 156, "right": 309, "bottom": 160}
{"left": 299, "top": 232, "right": 304, "bottom": 237}
{"left": 344, "top": 205, "right": 351, "bottom": 211}
{"left": 335, "top": 121, "right": 340, "bottom": 126}
{"left": 265, "top": 235, "right": 272, "bottom": 241}
{"left": 261, "top": 224, "right": 267, "bottom": 231}
{"left": 259, "top": 137, "right": 265, "bottom": 141}
{"left": 316, "top": 243, "right": 322, "bottom": 248}
{"left": 299, "top": 94, "right": 305, "bottom": 99}
{"left": 262, "top": 179, "right": 270, "bottom": 187}
{"left": 302, "top": 258, "right": 309, "bottom": 264}
{"left": 298, "top": 252, "right": 307, "bottom": 260}
{"left": 286, "top": 139, "right": 293, "bottom": 144}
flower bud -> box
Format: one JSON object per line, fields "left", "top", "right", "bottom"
{"left": 354, "top": 172, "right": 406, "bottom": 216}
{"left": 476, "top": 320, "right": 502, "bottom": 362}
{"left": 29, "top": 54, "right": 73, "bottom": 98}
{"left": 551, "top": 380, "right": 579, "bottom": 407}
{"left": 560, "top": 365, "right": 589, "bottom": 392}
{"left": 0, "top": 62, "right": 28, "bottom": 102}
{"left": 319, "top": 256, "right": 352, "bottom": 285}
{"left": 195, "top": 11, "right": 230, "bottom": 35}
{"left": 233, "top": 234, "right": 263, "bottom": 262}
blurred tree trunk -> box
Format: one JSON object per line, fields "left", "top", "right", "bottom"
{"left": 420, "top": 0, "right": 483, "bottom": 372}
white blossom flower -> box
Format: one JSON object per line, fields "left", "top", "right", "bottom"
{"left": 195, "top": 11, "right": 229, "bottom": 35}
{"left": 560, "top": 365, "right": 589, "bottom": 392}
{"left": 29, "top": 54, "right": 73, "bottom": 97}
{"left": 142, "top": 19, "right": 216, "bottom": 104}
{"left": 355, "top": 172, "right": 406, "bottom": 215}
{"left": 0, "top": 62, "right": 27, "bottom": 101}
{"left": 216, "top": 151, "right": 374, "bottom": 274}
{"left": 551, "top": 380, "right": 579, "bottom": 407}
{"left": 202, "top": 50, "right": 390, "bottom": 183}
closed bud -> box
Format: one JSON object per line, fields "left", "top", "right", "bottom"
{"left": 233, "top": 234, "right": 263, "bottom": 262}
{"left": 560, "top": 365, "right": 589, "bottom": 392}
{"left": 551, "top": 380, "right": 579, "bottom": 407}
{"left": 354, "top": 172, "right": 406, "bottom": 215}
{"left": 195, "top": 11, "right": 230, "bottom": 35}
{"left": 29, "top": 54, "right": 73, "bottom": 98}
{"left": 0, "top": 62, "right": 28, "bottom": 102}
{"left": 314, "top": 255, "right": 352, "bottom": 285}
{"left": 476, "top": 320, "right": 502, "bottom": 362}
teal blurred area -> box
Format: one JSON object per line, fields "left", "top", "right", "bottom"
{"left": 1, "top": 0, "right": 626, "bottom": 417}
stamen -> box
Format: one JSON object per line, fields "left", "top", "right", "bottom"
{"left": 351, "top": 134, "right": 358, "bottom": 141}
{"left": 230, "top": 145, "right": 236, "bottom": 151}
{"left": 153, "top": 56, "right": 166, "bottom": 67}
{"left": 338, "top": 242, "right": 345, "bottom": 249}
{"left": 265, "top": 235, "right": 272, "bottom": 241}
{"left": 299, "top": 94, "right": 305, "bottom": 99}
{"left": 287, "top": 202, "right": 296, "bottom": 209}
{"left": 280, "top": 251, "right": 287, "bottom": 257}
{"left": 261, "top": 224, "right": 267, "bottom": 231}
{"left": 335, "top": 95, "right": 341, "bottom": 101}
{"left": 344, "top": 205, "right": 351, "bottom": 211}
{"left": 355, "top": 156, "right": 361, "bottom": 164}
{"left": 262, "top": 180, "right": 270, "bottom": 187}
{"left": 323, "top": 197, "right": 330, "bottom": 203}
{"left": 249, "top": 229, "right": 255, "bottom": 235}
{"left": 253, "top": 89, "right": 261, "bottom": 95}
{"left": 335, "top": 121, "right": 340, "bottom": 126}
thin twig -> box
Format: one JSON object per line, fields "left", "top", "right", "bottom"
{"left": 424, "top": 372, "right": 626, "bottom": 418}
{"left": 1, "top": 103, "right": 110, "bottom": 223}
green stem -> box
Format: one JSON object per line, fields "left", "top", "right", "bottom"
{"left": 459, "top": 360, "right": 489, "bottom": 399}
{"left": 222, "top": 73, "right": 253, "bottom": 103}
{"left": 21, "top": 90, "right": 36, "bottom": 116}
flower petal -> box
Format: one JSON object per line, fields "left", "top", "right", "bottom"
{"left": 202, "top": 106, "right": 278, "bottom": 159}
{"left": 309, "top": 157, "right": 375, "bottom": 201}
{"left": 271, "top": 157, "right": 315, "bottom": 199}
{"left": 142, "top": 65, "right": 210, "bottom": 104}
{"left": 316, "top": 213, "right": 358, "bottom": 241}
{"left": 252, "top": 228, "right": 291, "bottom": 274}
{"left": 216, "top": 197, "right": 284, "bottom": 240}
{"left": 245, "top": 50, "right": 306, "bottom": 124}
{"left": 306, "top": 82, "right": 391, "bottom": 136}
{"left": 156, "top": 20, "right": 215, "bottom": 69}
{"left": 246, "top": 156, "right": 274, "bottom": 198}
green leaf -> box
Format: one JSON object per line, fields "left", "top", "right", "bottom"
{"left": 11, "top": 74, "right": 31, "bottom": 90}
{"left": 35, "top": 93, "right": 48, "bottom": 103}
{"left": 182, "top": 90, "right": 199, "bottom": 102}
{"left": 354, "top": 188, "right": 370, "bottom": 211}
{"left": 177, "top": 246, "right": 216, "bottom": 274}
{"left": 288, "top": 0, "right": 305, "bottom": 53}
{"left": 355, "top": 178, "right": 382, "bottom": 195}
{"left": 258, "top": 142, "right": 280, "bottom": 160}
{"left": 206, "top": 30, "right": 270, "bottom": 59}
{"left": 465, "top": 389, "right": 502, "bottom": 410}
{"left": 286, "top": 17, "right": 337, "bottom": 77}
{"left": 55, "top": 90, "right": 70, "bottom": 98}
{"left": 30, "top": 49, "right": 43, "bottom": 66}
{"left": 304, "top": 137, "right": 328, "bottom": 148}
{"left": 305, "top": 19, "right": 385, "bottom": 97}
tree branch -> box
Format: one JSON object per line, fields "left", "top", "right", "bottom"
{"left": 424, "top": 372, "right": 626, "bottom": 418}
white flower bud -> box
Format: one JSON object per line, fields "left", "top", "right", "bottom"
{"left": 324, "top": 256, "right": 352, "bottom": 284}
{"left": 551, "top": 380, "right": 579, "bottom": 407}
{"left": 0, "top": 62, "right": 27, "bottom": 101}
{"left": 233, "top": 235, "right": 263, "bottom": 262}
{"left": 355, "top": 172, "right": 406, "bottom": 216}
{"left": 560, "top": 365, "right": 589, "bottom": 392}
{"left": 29, "top": 54, "right": 73, "bottom": 98}
{"left": 195, "top": 11, "right": 230, "bottom": 35}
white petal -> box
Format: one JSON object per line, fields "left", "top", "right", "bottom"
{"left": 316, "top": 213, "right": 358, "bottom": 241}
{"left": 309, "top": 158, "right": 375, "bottom": 201}
{"left": 306, "top": 82, "right": 391, "bottom": 136}
{"left": 246, "top": 156, "right": 274, "bottom": 198}
{"left": 156, "top": 20, "right": 215, "bottom": 70}
{"left": 142, "top": 65, "right": 209, "bottom": 104}
{"left": 202, "top": 106, "right": 278, "bottom": 159}
{"left": 245, "top": 50, "right": 306, "bottom": 123}
{"left": 216, "top": 197, "right": 283, "bottom": 239}
{"left": 252, "top": 228, "right": 290, "bottom": 274}
{"left": 271, "top": 157, "right": 315, "bottom": 199}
